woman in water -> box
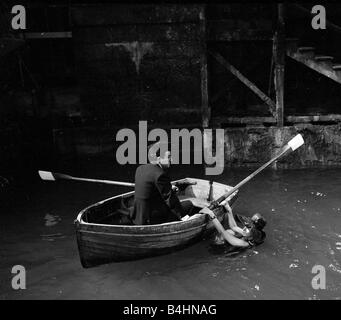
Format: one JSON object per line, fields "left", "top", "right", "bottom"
{"left": 200, "top": 200, "right": 266, "bottom": 248}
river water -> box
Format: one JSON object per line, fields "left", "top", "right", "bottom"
{"left": 1, "top": 159, "right": 341, "bottom": 300}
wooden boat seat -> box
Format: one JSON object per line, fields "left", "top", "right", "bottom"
{"left": 110, "top": 197, "right": 208, "bottom": 225}
{"left": 101, "top": 195, "right": 211, "bottom": 225}
{"left": 116, "top": 198, "right": 133, "bottom": 219}
{"left": 180, "top": 197, "right": 210, "bottom": 209}
{"left": 116, "top": 207, "right": 131, "bottom": 216}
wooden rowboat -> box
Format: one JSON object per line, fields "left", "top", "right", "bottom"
{"left": 74, "top": 178, "right": 238, "bottom": 268}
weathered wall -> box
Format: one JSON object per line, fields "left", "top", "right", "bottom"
{"left": 69, "top": 3, "right": 341, "bottom": 124}
{"left": 51, "top": 124, "right": 341, "bottom": 168}
{"left": 224, "top": 124, "right": 341, "bottom": 167}
{"left": 3, "top": 3, "right": 341, "bottom": 184}
{"left": 71, "top": 4, "right": 203, "bottom": 125}
{"left": 5, "top": 3, "right": 341, "bottom": 126}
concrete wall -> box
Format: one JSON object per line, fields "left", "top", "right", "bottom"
{"left": 52, "top": 124, "right": 341, "bottom": 168}
{"left": 4, "top": 3, "right": 341, "bottom": 125}
{"left": 2, "top": 3, "right": 341, "bottom": 182}
{"left": 69, "top": 3, "right": 341, "bottom": 124}
{"left": 71, "top": 4, "right": 203, "bottom": 125}
{"left": 224, "top": 124, "right": 341, "bottom": 167}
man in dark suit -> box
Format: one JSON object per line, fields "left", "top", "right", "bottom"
{"left": 130, "top": 147, "right": 185, "bottom": 225}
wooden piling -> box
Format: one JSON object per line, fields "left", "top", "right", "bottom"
{"left": 200, "top": 5, "right": 210, "bottom": 128}
{"left": 273, "top": 3, "right": 285, "bottom": 127}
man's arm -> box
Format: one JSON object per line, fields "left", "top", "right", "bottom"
{"left": 155, "top": 173, "right": 172, "bottom": 201}
{"left": 155, "top": 173, "right": 183, "bottom": 218}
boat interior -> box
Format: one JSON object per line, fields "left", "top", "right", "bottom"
{"left": 81, "top": 178, "right": 234, "bottom": 225}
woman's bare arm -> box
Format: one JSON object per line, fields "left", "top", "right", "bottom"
{"left": 221, "top": 200, "right": 248, "bottom": 236}
{"left": 200, "top": 207, "right": 250, "bottom": 248}
{"left": 220, "top": 230, "right": 250, "bottom": 247}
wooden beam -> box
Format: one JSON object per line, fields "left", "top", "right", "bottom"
{"left": 200, "top": 6, "right": 210, "bottom": 128}
{"left": 211, "top": 116, "right": 276, "bottom": 126}
{"left": 211, "top": 114, "right": 341, "bottom": 126}
{"left": 24, "top": 32, "right": 72, "bottom": 39}
{"left": 286, "top": 50, "right": 341, "bottom": 84}
{"left": 268, "top": 48, "right": 274, "bottom": 96}
{"left": 208, "top": 34, "right": 273, "bottom": 41}
{"left": 273, "top": 4, "right": 285, "bottom": 127}
{"left": 286, "top": 114, "right": 341, "bottom": 123}
{"left": 209, "top": 50, "right": 276, "bottom": 117}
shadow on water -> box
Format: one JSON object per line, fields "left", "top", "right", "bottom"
{"left": 1, "top": 158, "right": 341, "bottom": 300}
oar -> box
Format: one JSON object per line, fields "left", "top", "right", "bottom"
{"left": 207, "top": 133, "right": 305, "bottom": 210}
{"left": 38, "top": 170, "right": 135, "bottom": 187}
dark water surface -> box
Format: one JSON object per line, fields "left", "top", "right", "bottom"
{"left": 1, "top": 159, "right": 341, "bottom": 300}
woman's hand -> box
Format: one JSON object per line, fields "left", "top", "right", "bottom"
{"left": 171, "top": 185, "right": 179, "bottom": 193}
{"left": 221, "top": 199, "right": 232, "bottom": 214}
{"left": 199, "top": 206, "right": 216, "bottom": 219}
{"left": 242, "top": 226, "right": 250, "bottom": 236}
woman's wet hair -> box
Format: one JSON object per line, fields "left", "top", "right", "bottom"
{"left": 251, "top": 213, "right": 267, "bottom": 230}
{"left": 249, "top": 228, "right": 266, "bottom": 245}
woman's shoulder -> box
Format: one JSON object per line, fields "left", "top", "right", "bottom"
{"left": 246, "top": 229, "right": 266, "bottom": 246}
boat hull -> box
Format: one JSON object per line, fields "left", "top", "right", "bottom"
{"left": 75, "top": 178, "right": 238, "bottom": 267}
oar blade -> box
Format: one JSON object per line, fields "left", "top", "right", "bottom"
{"left": 288, "top": 134, "right": 304, "bottom": 151}
{"left": 38, "top": 170, "right": 55, "bottom": 181}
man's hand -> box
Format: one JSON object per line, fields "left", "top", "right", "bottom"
{"left": 173, "top": 180, "right": 197, "bottom": 191}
